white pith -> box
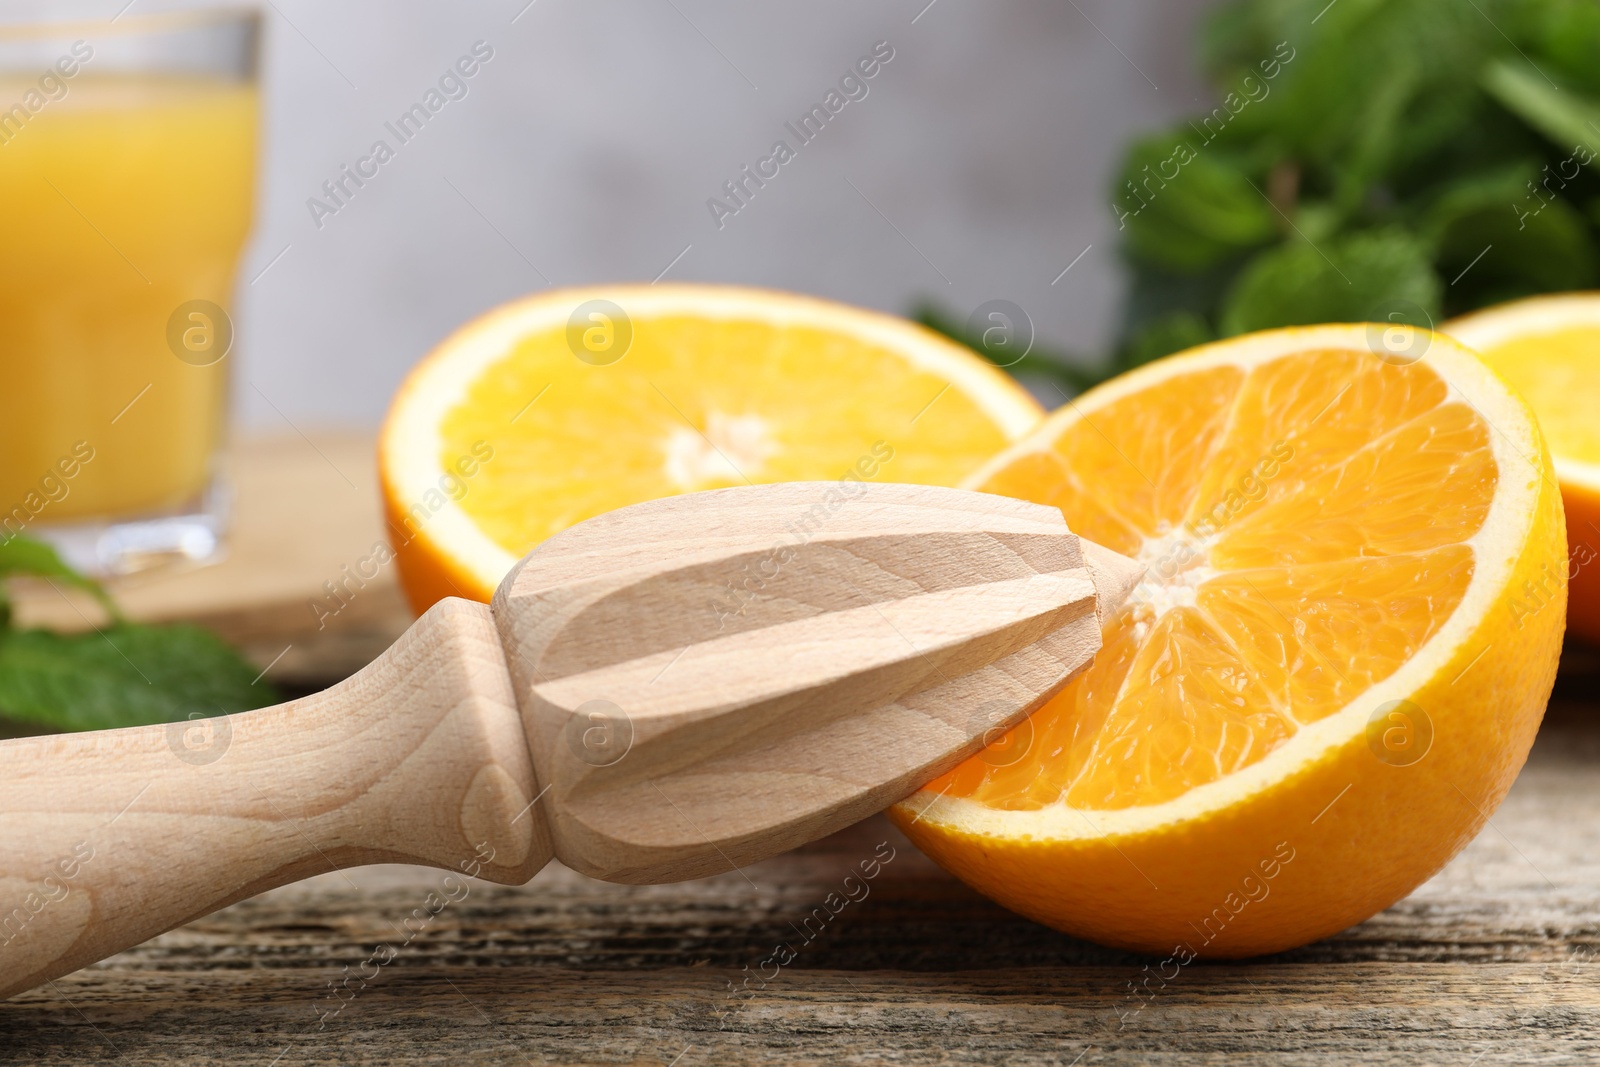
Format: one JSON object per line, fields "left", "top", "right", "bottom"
{"left": 664, "top": 411, "right": 776, "bottom": 490}
{"left": 1130, "top": 528, "right": 1218, "bottom": 614}
{"left": 380, "top": 284, "right": 1045, "bottom": 594}
{"left": 911, "top": 324, "right": 1544, "bottom": 842}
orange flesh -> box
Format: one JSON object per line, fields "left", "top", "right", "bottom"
{"left": 437, "top": 317, "right": 1019, "bottom": 558}
{"left": 934, "top": 348, "right": 1497, "bottom": 811}
{"left": 1469, "top": 325, "right": 1600, "bottom": 465}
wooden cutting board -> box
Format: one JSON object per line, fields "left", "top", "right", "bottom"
{"left": 11, "top": 433, "right": 411, "bottom": 691}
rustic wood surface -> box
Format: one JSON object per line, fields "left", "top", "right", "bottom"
{"left": 5, "top": 437, "right": 1600, "bottom": 1064}
{"left": 5, "top": 686, "right": 1600, "bottom": 1065}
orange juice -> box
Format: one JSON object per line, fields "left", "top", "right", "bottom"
{"left": 0, "top": 74, "right": 256, "bottom": 522}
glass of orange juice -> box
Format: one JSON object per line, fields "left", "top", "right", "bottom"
{"left": 0, "top": 9, "right": 259, "bottom": 573}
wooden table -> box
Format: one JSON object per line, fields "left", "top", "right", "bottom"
{"left": 5, "top": 437, "right": 1600, "bottom": 1065}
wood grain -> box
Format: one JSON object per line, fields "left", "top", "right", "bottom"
{"left": 0, "top": 599, "right": 548, "bottom": 1000}
{"left": 3, "top": 696, "right": 1599, "bottom": 1064}
{"left": 0, "top": 481, "right": 1139, "bottom": 1001}
{"left": 493, "top": 482, "right": 1135, "bottom": 884}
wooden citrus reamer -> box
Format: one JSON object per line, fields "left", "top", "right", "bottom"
{"left": 0, "top": 482, "right": 1142, "bottom": 998}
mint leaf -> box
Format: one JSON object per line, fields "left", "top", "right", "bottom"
{"left": 1483, "top": 59, "right": 1600, "bottom": 158}
{"left": 1120, "top": 312, "right": 1216, "bottom": 370}
{"left": 1437, "top": 195, "right": 1598, "bottom": 312}
{"left": 1114, "top": 133, "right": 1278, "bottom": 272}
{"left": 1414, "top": 161, "right": 1537, "bottom": 247}
{"left": 0, "top": 533, "right": 277, "bottom": 732}
{"left": 1528, "top": 3, "right": 1600, "bottom": 97}
{"left": 0, "top": 623, "right": 277, "bottom": 732}
{"left": 0, "top": 535, "right": 118, "bottom": 626}
{"left": 1219, "top": 230, "right": 1441, "bottom": 336}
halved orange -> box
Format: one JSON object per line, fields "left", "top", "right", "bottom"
{"left": 379, "top": 285, "right": 1043, "bottom": 611}
{"left": 1446, "top": 294, "right": 1600, "bottom": 644}
{"left": 890, "top": 324, "right": 1566, "bottom": 958}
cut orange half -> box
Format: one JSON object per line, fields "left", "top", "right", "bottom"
{"left": 890, "top": 324, "right": 1566, "bottom": 958}
{"left": 379, "top": 285, "right": 1043, "bottom": 611}
{"left": 1445, "top": 293, "right": 1600, "bottom": 644}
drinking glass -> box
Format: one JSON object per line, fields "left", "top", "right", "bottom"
{"left": 0, "top": 8, "right": 260, "bottom": 573}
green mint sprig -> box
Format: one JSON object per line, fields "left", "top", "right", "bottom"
{"left": 0, "top": 536, "right": 278, "bottom": 733}
{"left": 920, "top": 0, "right": 1600, "bottom": 389}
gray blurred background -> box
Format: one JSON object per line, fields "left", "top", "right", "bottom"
{"left": 10, "top": 0, "right": 1217, "bottom": 427}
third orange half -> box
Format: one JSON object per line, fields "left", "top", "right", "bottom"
{"left": 380, "top": 285, "right": 1043, "bottom": 611}
{"left": 1446, "top": 293, "right": 1600, "bottom": 644}
{"left": 891, "top": 324, "right": 1566, "bottom": 957}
